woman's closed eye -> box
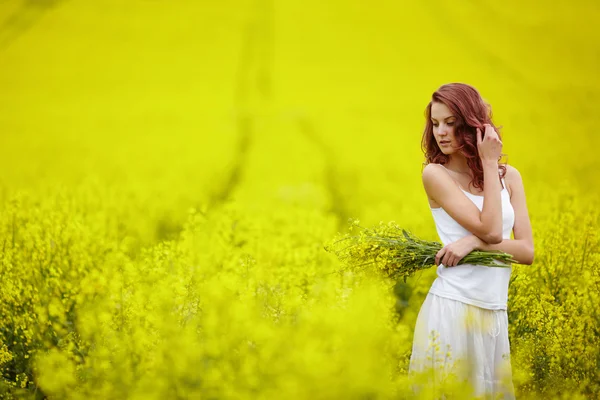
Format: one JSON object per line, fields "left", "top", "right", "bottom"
{"left": 432, "top": 122, "right": 454, "bottom": 127}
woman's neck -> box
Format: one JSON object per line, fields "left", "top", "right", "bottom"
{"left": 445, "top": 155, "right": 471, "bottom": 175}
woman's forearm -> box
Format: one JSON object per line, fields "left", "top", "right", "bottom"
{"left": 471, "top": 235, "right": 534, "bottom": 265}
{"left": 480, "top": 160, "right": 503, "bottom": 243}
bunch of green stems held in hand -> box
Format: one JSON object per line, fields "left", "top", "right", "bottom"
{"left": 325, "top": 220, "right": 517, "bottom": 282}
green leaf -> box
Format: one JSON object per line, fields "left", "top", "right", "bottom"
{"left": 402, "top": 229, "right": 411, "bottom": 241}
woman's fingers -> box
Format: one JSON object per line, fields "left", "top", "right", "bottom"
{"left": 437, "top": 246, "right": 461, "bottom": 267}
{"left": 441, "top": 251, "right": 452, "bottom": 267}
{"left": 447, "top": 255, "right": 456, "bottom": 267}
{"left": 435, "top": 247, "right": 445, "bottom": 265}
{"left": 478, "top": 123, "right": 502, "bottom": 161}
{"left": 485, "top": 123, "right": 499, "bottom": 140}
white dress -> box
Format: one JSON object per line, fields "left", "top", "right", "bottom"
{"left": 409, "top": 175, "right": 516, "bottom": 399}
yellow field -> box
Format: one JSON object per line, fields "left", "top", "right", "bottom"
{"left": 1, "top": 0, "right": 599, "bottom": 398}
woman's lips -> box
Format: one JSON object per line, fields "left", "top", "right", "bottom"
{"left": 440, "top": 141, "right": 451, "bottom": 146}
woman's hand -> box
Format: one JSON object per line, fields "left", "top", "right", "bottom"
{"left": 477, "top": 123, "right": 503, "bottom": 162}
{"left": 435, "top": 235, "right": 483, "bottom": 267}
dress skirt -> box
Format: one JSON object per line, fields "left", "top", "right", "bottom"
{"left": 409, "top": 293, "right": 516, "bottom": 399}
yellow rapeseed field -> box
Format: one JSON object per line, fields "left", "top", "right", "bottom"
{"left": 0, "top": 0, "right": 599, "bottom": 398}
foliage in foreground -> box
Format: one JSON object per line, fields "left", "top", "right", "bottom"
{"left": 0, "top": 187, "right": 599, "bottom": 399}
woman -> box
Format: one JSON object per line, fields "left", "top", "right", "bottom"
{"left": 408, "top": 83, "right": 534, "bottom": 398}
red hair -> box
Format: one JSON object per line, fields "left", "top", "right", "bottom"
{"left": 421, "top": 83, "right": 507, "bottom": 191}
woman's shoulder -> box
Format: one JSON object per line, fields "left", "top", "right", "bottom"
{"left": 503, "top": 164, "right": 523, "bottom": 198}
{"left": 422, "top": 164, "right": 452, "bottom": 208}
{"left": 422, "top": 163, "right": 448, "bottom": 178}
{"left": 422, "top": 163, "right": 455, "bottom": 196}
{"left": 504, "top": 164, "right": 521, "bottom": 177}
{"left": 422, "top": 163, "right": 450, "bottom": 185}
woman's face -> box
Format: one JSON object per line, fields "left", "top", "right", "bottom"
{"left": 431, "top": 101, "right": 457, "bottom": 154}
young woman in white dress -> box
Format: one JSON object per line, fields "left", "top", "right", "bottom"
{"left": 408, "top": 83, "right": 534, "bottom": 398}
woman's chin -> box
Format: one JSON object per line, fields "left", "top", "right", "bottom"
{"left": 439, "top": 148, "right": 456, "bottom": 155}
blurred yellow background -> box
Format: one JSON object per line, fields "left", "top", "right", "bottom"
{"left": 2, "top": 0, "right": 598, "bottom": 204}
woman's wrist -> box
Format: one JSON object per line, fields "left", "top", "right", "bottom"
{"left": 481, "top": 159, "right": 499, "bottom": 169}
{"left": 470, "top": 234, "right": 485, "bottom": 251}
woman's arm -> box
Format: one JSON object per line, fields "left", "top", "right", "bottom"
{"left": 474, "top": 165, "right": 534, "bottom": 264}
{"left": 473, "top": 237, "right": 534, "bottom": 265}
{"left": 435, "top": 165, "right": 534, "bottom": 266}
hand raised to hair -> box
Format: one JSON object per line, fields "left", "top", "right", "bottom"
{"left": 476, "top": 123, "right": 502, "bottom": 162}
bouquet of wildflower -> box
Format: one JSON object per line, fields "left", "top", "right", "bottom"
{"left": 325, "top": 219, "right": 517, "bottom": 282}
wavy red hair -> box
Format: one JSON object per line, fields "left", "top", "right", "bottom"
{"left": 421, "top": 83, "right": 507, "bottom": 190}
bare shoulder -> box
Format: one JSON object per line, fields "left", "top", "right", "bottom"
{"left": 422, "top": 163, "right": 447, "bottom": 179}
{"left": 504, "top": 164, "right": 522, "bottom": 178}
{"left": 503, "top": 164, "right": 524, "bottom": 198}
{"left": 422, "top": 163, "right": 451, "bottom": 188}
{"left": 421, "top": 163, "right": 457, "bottom": 208}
